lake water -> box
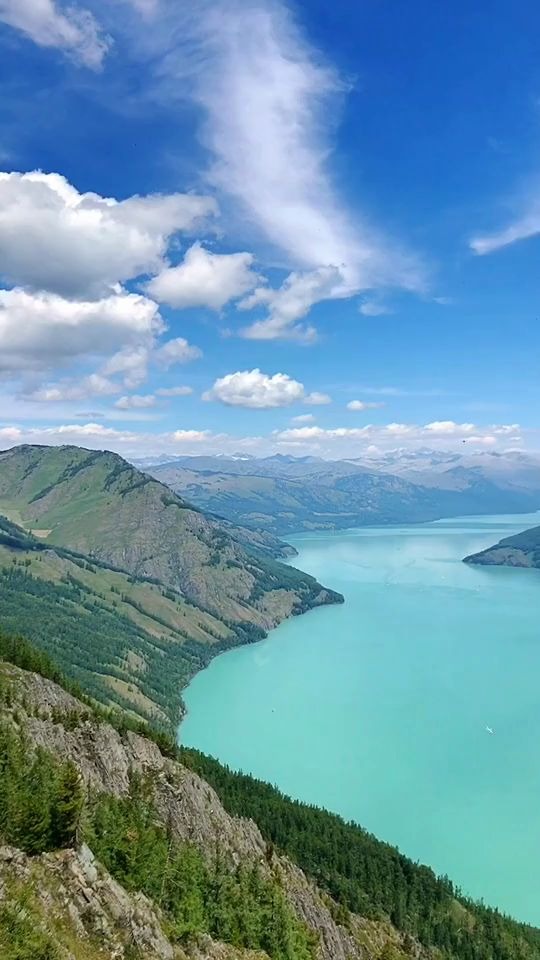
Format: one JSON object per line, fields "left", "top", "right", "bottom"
{"left": 180, "top": 513, "right": 540, "bottom": 924}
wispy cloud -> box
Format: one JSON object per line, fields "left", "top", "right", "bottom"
{"left": 470, "top": 213, "right": 540, "bottom": 254}
{"left": 125, "top": 0, "right": 425, "bottom": 338}
{"left": 0, "top": 0, "right": 110, "bottom": 68}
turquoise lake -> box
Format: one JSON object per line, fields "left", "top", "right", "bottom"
{"left": 180, "top": 513, "right": 540, "bottom": 924}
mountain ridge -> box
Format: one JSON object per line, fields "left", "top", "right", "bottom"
{"left": 144, "top": 450, "right": 540, "bottom": 536}
{"left": 0, "top": 444, "right": 342, "bottom": 727}
{"left": 464, "top": 523, "right": 540, "bottom": 569}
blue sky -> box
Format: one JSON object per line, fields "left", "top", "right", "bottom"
{"left": 0, "top": 0, "right": 538, "bottom": 458}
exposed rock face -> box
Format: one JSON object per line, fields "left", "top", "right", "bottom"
{"left": 2, "top": 664, "right": 421, "bottom": 960}
{"left": 0, "top": 844, "right": 265, "bottom": 960}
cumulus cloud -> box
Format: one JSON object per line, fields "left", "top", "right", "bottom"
{"left": 0, "top": 288, "right": 162, "bottom": 374}
{"left": 171, "top": 429, "right": 213, "bottom": 442}
{"left": 347, "top": 400, "right": 385, "bottom": 411}
{"left": 238, "top": 267, "right": 345, "bottom": 341}
{"left": 102, "top": 345, "right": 150, "bottom": 389}
{"left": 0, "top": 171, "right": 217, "bottom": 298}
{"left": 0, "top": 0, "right": 110, "bottom": 68}
{"left": 156, "top": 385, "right": 192, "bottom": 397}
{"left": 304, "top": 392, "right": 331, "bottom": 406}
{"left": 154, "top": 337, "right": 202, "bottom": 367}
{"left": 0, "top": 422, "right": 138, "bottom": 446}
{"left": 0, "top": 418, "right": 527, "bottom": 460}
{"left": 203, "top": 369, "right": 307, "bottom": 408}
{"left": 276, "top": 420, "right": 523, "bottom": 450}
{"left": 115, "top": 393, "right": 157, "bottom": 409}
{"left": 147, "top": 242, "right": 259, "bottom": 310}
{"left": 25, "top": 373, "right": 120, "bottom": 402}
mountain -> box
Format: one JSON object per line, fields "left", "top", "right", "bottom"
{"left": 0, "top": 445, "right": 342, "bottom": 727}
{"left": 357, "top": 449, "right": 540, "bottom": 501}
{"left": 2, "top": 642, "right": 540, "bottom": 960}
{"left": 147, "top": 451, "right": 540, "bottom": 536}
{"left": 464, "top": 524, "right": 540, "bottom": 568}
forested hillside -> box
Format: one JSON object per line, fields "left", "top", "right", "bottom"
{"left": 464, "top": 524, "right": 540, "bottom": 569}
{"left": 0, "top": 511, "right": 341, "bottom": 730}
{"left": 0, "top": 444, "right": 341, "bottom": 632}
{"left": 1, "top": 641, "right": 539, "bottom": 960}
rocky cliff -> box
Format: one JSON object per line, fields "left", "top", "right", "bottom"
{"left": 0, "top": 661, "right": 421, "bottom": 960}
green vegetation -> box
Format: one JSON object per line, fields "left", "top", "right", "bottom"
{"left": 0, "top": 724, "right": 83, "bottom": 855}
{"left": 465, "top": 524, "right": 540, "bottom": 569}
{"left": 0, "top": 444, "right": 342, "bottom": 729}
{"left": 0, "top": 545, "right": 238, "bottom": 730}
{"left": 0, "top": 445, "right": 339, "bottom": 633}
{"left": 3, "top": 632, "right": 540, "bottom": 959}
{"left": 0, "top": 711, "right": 314, "bottom": 960}
{"left": 0, "top": 894, "right": 60, "bottom": 960}
{"left": 86, "top": 774, "right": 315, "bottom": 959}
{"left": 182, "top": 750, "right": 540, "bottom": 960}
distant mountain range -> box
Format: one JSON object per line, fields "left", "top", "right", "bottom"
{"left": 137, "top": 449, "right": 540, "bottom": 536}
{"left": 465, "top": 524, "right": 540, "bottom": 569}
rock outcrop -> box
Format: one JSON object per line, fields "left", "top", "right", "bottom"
{"left": 1, "top": 662, "right": 421, "bottom": 960}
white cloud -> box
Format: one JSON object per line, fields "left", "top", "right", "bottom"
{"left": 0, "top": 0, "right": 110, "bottom": 68}
{"left": 115, "top": 393, "right": 157, "bottom": 409}
{"left": 278, "top": 425, "right": 372, "bottom": 442}
{"left": 276, "top": 420, "right": 523, "bottom": 451}
{"left": 424, "top": 420, "right": 476, "bottom": 435}
{"left": 135, "top": 0, "right": 424, "bottom": 339}
{"left": 25, "top": 373, "right": 120, "bottom": 402}
{"left": 0, "top": 288, "right": 162, "bottom": 374}
{"left": 147, "top": 242, "right": 259, "bottom": 310}
{"left": 156, "top": 385, "right": 192, "bottom": 397}
{"left": 347, "top": 400, "right": 385, "bottom": 411}
{"left": 304, "top": 392, "right": 331, "bottom": 406}
{"left": 102, "top": 345, "right": 150, "bottom": 389}
{"left": 0, "top": 171, "right": 217, "bottom": 298}
{"left": 154, "top": 337, "right": 202, "bottom": 367}
{"left": 358, "top": 299, "right": 391, "bottom": 317}
{"left": 470, "top": 205, "right": 540, "bottom": 255}
{"left": 0, "top": 419, "right": 529, "bottom": 460}
{"left": 0, "top": 422, "right": 138, "bottom": 445}
{"left": 291, "top": 413, "right": 315, "bottom": 424}
{"left": 238, "top": 266, "right": 344, "bottom": 341}
{"left": 203, "top": 368, "right": 307, "bottom": 409}
{"left": 171, "top": 429, "right": 213, "bottom": 442}
{"left": 171, "top": 2, "right": 422, "bottom": 288}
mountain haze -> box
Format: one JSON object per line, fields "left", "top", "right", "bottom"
{"left": 145, "top": 450, "right": 540, "bottom": 536}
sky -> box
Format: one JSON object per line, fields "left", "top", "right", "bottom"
{"left": 0, "top": 0, "right": 539, "bottom": 460}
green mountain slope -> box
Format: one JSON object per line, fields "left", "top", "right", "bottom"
{"left": 0, "top": 515, "right": 239, "bottom": 728}
{"left": 2, "top": 645, "right": 540, "bottom": 960}
{"left": 0, "top": 445, "right": 341, "bottom": 632}
{"left": 464, "top": 524, "right": 540, "bottom": 568}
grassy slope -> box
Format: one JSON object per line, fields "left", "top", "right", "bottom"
{"left": 0, "top": 445, "right": 341, "bottom": 632}
{"left": 464, "top": 524, "right": 540, "bottom": 568}
{"left": 0, "top": 516, "right": 236, "bottom": 728}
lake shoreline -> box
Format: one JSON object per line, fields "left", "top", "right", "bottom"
{"left": 180, "top": 511, "right": 540, "bottom": 925}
